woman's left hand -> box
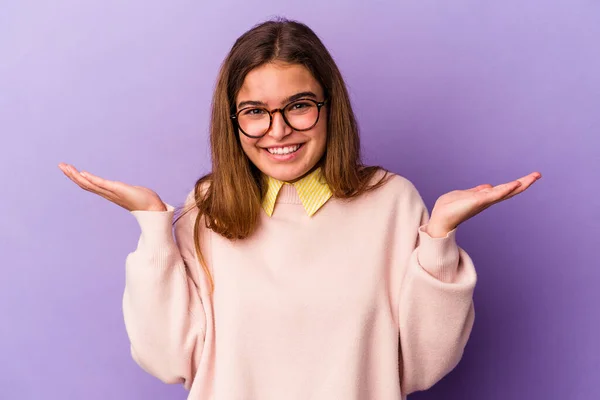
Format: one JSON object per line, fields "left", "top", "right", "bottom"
{"left": 426, "top": 171, "right": 542, "bottom": 237}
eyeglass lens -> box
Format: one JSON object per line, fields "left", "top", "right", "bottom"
{"left": 237, "top": 99, "right": 320, "bottom": 137}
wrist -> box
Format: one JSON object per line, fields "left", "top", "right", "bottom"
{"left": 426, "top": 220, "right": 454, "bottom": 238}
{"left": 145, "top": 203, "right": 168, "bottom": 212}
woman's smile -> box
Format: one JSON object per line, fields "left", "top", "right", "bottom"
{"left": 262, "top": 143, "right": 305, "bottom": 161}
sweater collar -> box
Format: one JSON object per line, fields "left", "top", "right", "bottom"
{"left": 262, "top": 167, "right": 332, "bottom": 217}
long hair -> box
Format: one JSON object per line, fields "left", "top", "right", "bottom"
{"left": 174, "top": 17, "right": 391, "bottom": 293}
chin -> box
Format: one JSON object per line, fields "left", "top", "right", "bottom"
{"left": 261, "top": 164, "right": 311, "bottom": 182}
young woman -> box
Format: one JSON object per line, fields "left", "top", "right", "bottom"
{"left": 59, "top": 18, "right": 541, "bottom": 400}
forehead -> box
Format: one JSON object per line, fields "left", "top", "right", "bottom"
{"left": 236, "top": 63, "right": 322, "bottom": 105}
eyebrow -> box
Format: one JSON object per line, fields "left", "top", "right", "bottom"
{"left": 237, "top": 91, "right": 318, "bottom": 110}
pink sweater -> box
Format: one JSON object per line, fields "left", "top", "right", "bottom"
{"left": 123, "top": 171, "right": 476, "bottom": 400}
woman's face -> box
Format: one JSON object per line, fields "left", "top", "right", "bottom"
{"left": 235, "top": 62, "right": 328, "bottom": 182}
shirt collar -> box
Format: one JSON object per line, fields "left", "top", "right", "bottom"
{"left": 262, "top": 167, "right": 333, "bottom": 217}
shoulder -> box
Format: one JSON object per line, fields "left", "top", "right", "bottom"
{"left": 354, "top": 168, "right": 427, "bottom": 218}
{"left": 356, "top": 169, "right": 429, "bottom": 230}
{"left": 183, "top": 178, "right": 211, "bottom": 207}
{"left": 333, "top": 167, "right": 423, "bottom": 213}
{"left": 175, "top": 178, "right": 212, "bottom": 231}
{"left": 367, "top": 168, "right": 422, "bottom": 201}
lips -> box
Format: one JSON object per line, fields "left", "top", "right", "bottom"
{"left": 260, "top": 142, "right": 306, "bottom": 161}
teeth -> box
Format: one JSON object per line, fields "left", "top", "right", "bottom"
{"left": 267, "top": 144, "right": 300, "bottom": 155}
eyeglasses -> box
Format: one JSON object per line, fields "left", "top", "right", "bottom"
{"left": 231, "top": 98, "right": 328, "bottom": 139}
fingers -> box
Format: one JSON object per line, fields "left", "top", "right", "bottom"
{"left": 502, "top": 172, "right": 542, "bottom": 201}
{"left": 466, "top": 184, "right": 493, "bottom": 192}
{"left": 79, "top": 170, "right": 119, "bottom": 193}
{"left": 494, "top": 180, "right": 523, "bottom": 197}
{"left": 479, "top": 171, "right": 542, "bottom": 204}
{"left": 467, "top": 171, "right": 541, "bottom": 194}
{"left": 478, "top": 180, "right": 520, "bottom": 195}
{"left": 58, "top": 163, "right": 118, "bottom": 201}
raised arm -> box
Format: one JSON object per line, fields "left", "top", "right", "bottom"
{"left": 123, "top": 194, "right": 207, "bottom": 389}
{"left": 398, "top": 183, "right": 477, "bottom": 395}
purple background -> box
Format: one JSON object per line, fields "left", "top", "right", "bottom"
{"left": 1, "top": 0, "right": 598, "bottom": 399}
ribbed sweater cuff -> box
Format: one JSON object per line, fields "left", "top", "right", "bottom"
{"left": 130, "top": 202, "right": 176, "bottom": 246}
{"left": 416, "top": 223, "right": 460, "bottom": 283}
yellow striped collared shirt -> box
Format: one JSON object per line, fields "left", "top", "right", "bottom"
{"left": 262, "top": 167, "right": 333, "bottom": 217}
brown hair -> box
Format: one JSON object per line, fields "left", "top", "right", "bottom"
{"left": 174, "top": 17, "right": 391, "bottom": 293}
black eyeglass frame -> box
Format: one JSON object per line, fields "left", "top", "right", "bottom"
{"left": 230, "top": 98, "right": 328, "bottom": 139}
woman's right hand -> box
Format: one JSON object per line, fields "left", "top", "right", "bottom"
{"left": 58, "top": 162, "right": 168, "bottom": 212}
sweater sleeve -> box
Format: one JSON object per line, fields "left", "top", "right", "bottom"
{"left": 398, "top": 183, "right": 477, "bottom": 395}
{"left": 122, "top": 194, "right": 207, "bottom": 390}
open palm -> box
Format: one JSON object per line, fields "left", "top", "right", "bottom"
{"left": 429, "top": 171, "right": 542, "bottom": 233}
{"left": 58, "top": 162, "right": 167, "bottom": 212}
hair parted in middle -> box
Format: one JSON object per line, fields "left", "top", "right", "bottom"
{"left": 174, "top": 17, "right": 391, "bottom": 292}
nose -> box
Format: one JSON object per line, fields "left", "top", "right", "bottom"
{"left": 267, "top": 110, "right": 293, "bottom": 140}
